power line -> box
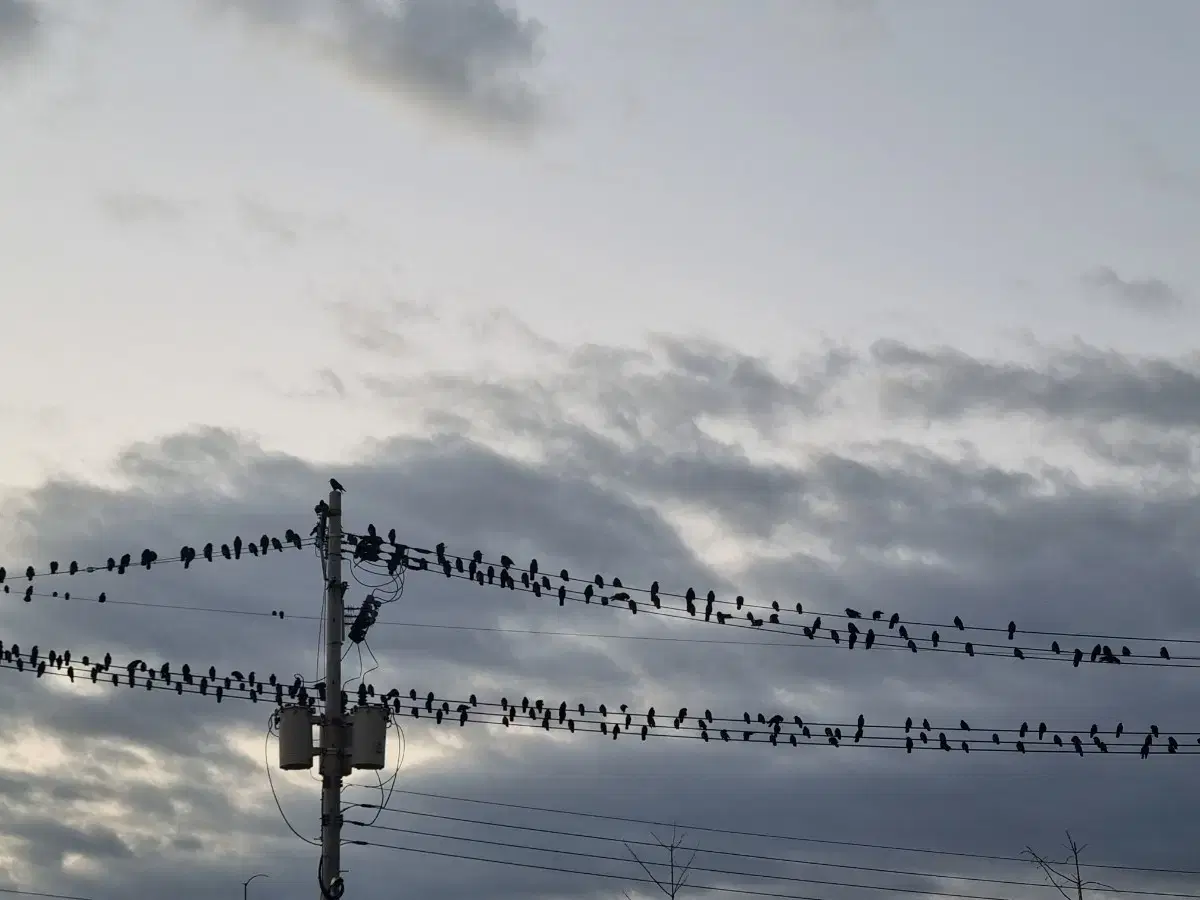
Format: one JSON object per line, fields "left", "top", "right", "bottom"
{"left": 15, "top": 532, "right": 1194, "bottom": 671}
{"left": 396, "top": 561, "right": 1200, "bottom": 669}
{"left": 2, "top": 643, "right": 1191, "bottom": 756}
{"left": 0, "top": 531, "right": 316, "bottom": 585}
{"left": 16, "top": 583, "right": 1200, "bottom": 674}
{"left": 339, "top": 804, "right": 1193, "bottom": 896}
{"left": 352, "top": 838, "right": 1200, "bottom": 900}
{"left": 0, "top": 889, "right": 105, "bottom": 900}
{"left": 347, "top": 788, "right": 1200, "bottom": 877}
{"left": 14, "top": 585, "right": 297, "bottom": 622}
{"left": 360, "top": 534, "right": 1200, "bottom": 647}
{"left": 346, "top": 819, "right": 1200, "bottom": 900}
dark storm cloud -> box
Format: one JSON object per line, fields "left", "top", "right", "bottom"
{"left": 870, "top": 338, "right": 1200, "bottom": 431}
{"left": 1081, "top": 265, "right": 1185, "bottom": 314}
{"left": 206, "top": 0, "right": 547, "bottom": 135}
{"left": 8, "top": 326, "right": 1200, "bottom": 900}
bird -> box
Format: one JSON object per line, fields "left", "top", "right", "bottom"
{"left": 330, "top": 478, "right": 345, "bottom": 492}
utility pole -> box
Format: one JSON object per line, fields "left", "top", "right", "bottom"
{"left": 319, "top": 488, "right": 346, "bottom": 900}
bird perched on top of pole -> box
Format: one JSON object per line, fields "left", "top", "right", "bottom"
{"left": 330, "top": 478, "right": 345, "bottom": 493}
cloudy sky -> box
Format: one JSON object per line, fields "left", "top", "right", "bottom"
{"left": 2, "top": 1, "right": 1200, "bottom": 899}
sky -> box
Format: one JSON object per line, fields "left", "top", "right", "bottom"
{"left": 1, "top": 1, "right": 1199, "bottom": 899}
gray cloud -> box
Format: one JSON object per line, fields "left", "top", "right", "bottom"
{"left": 0, "top": 0, "right": 37, "bottom": 63}
{"left": 207, "top": 0, "right": 547, "bottom": 135}
{"left": 1081, "top": 265, "right": 1184, "bottom": 314}
{"left": 870, "top": 338, "right": 1200, "bottom": 433}
{"left": 238, "top": 196, "right": 299, "bottom": 245}
{"left": 9, "top": 320, "right": 1200, "bottom": 899}
{"left": 98, "top": 189, "right": 189, "bottom": 226}
{"left": 327, "top": 294, "right": 435, "bottom": 356}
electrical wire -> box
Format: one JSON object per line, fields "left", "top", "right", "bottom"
{"left": 345, "top": 788, "right": 1200, "bottom": 877}
{"left": 349, "top": 838, "right": 1194, "bottom": 900}
{"left": 343, "top": 716, "right": 406, "bottom": 830}
{"left": 1, "top": 531, "right": 316, "bottom": 585}
{"left": 20, "top": 581, "right": 1180, "bottom": 662}
{"left": 265, "top": 711, "right": 320, "bottom": 846}
{"left": 345, "top": 818, "right": 1199, "bottom": 900}
{"left": 14, "top": 539, "right": 1195, "bottom": 672}
{"left": 2, "top": 644, "right": 1193, "bottom": 757}
{"left": 366, "top": 535, "right": 1199, "bottom": 658}
{"left": 340, "top": 802, "right": 1194, "bottom": 895}
{"left": 0, "top": 889, "right": 106, "bottom": 900}
{"left": 389, "top": 551, "right": 1199, "bottom": 669}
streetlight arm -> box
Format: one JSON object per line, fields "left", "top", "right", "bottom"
{"left": 243, "top": 873, "right": 270, "bottom": 900}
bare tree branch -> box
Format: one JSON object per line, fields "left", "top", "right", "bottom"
{"left": 623, "top": 825, "right": 699, "bottom": 900}
{"left": 1026, "top": 846, "right": 1078, "bottom": 900}
{"left": 1026, "top": 832, "right": 1120, "bottom": 900}
{"left": 625, "top": 842, "right": 671, "bottom": 898}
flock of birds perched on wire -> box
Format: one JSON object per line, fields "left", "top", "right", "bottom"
{"left": 1, "top": 481, "right": 1198, "bottom": 764}
{"left": 344, "top": 530, "right": 1196, "bottom": 669}
{"left": 0, "top": 637, "right": 1194, "bottom": 758}
{"left": 1, "top": 509, "right": 1196, "bottom": 670}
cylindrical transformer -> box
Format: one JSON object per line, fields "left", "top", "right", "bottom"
{"left": 350, "top": 706, "right": 388, "bottom": 770}
{"left": 277, "top": 706, "right": 315, "bottom": 770}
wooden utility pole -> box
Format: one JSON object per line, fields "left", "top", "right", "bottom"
{"left": 318, "top": 488, "right": 346, "bottom": 900}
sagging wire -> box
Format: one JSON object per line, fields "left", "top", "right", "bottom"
{"left": 360, "top": 639, "right": 381, "bottom": 685}
{"left": 265, "top": 710, "right": 320, "bottom": 846}
{"left": 343, "top": 712, "right": 406, "bottom": 830}
{"left": 348, "top": 548, "right": 406, "bottom": 606}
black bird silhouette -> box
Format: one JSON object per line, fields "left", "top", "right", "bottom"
{"left": 330, "top": 478, "right": 345, "bottom": 492}
{"left": 953, "top": 615, "right": 964, "bottom": 630}
{"left": 1007, "top": 621, "right": 1016, "bottom": 640}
